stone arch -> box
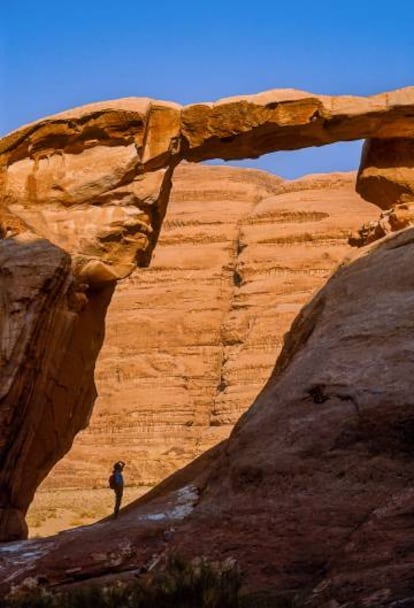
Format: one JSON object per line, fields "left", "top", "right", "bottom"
{"left": 0, "top": 86, "right": 414, "bottom": 540}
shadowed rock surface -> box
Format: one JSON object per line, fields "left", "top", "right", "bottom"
{"left": 357, "top": 138, "right": 414, "bottom": 209}
{"left": 42, "top": 164, "right": 377, "bottom": 490}
{"left": 0, "top": 237, "right": 114, "bottom": 541}
{"left": 0, "top": 99, "right": 182, "bottom": 541}
{"left": 2, "top": 228, "right": 414, "bottom": 608}
{"left": 1, "top": 86, "right": 414, "bottom": 546}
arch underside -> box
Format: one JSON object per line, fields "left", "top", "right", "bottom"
{"left": 0, "top": 85, "right": 413, "bottom": 541}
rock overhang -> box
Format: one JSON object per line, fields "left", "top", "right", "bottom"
{"left": 1, "top": 84, "right": 414, "bottom": 545}
{"left": 2, "top": 86, "right": 414, "bottom": 285}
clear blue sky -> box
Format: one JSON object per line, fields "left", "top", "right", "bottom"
{"left": 1, "top": 0, "right": 413, "bottom": 178}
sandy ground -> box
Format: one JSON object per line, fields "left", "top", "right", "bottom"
{"left": 27, "top": 486, "right": 153, "bottom": 538}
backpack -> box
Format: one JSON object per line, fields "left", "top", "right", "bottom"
{"left": 108, "top": 473, "right": 116, "bottom": 489}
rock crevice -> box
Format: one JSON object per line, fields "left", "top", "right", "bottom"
{"left": 1, "top": 85, "right": 414, "bottom": 543}
{"left": 43, "top": 166, "right": 377, "bottom": 491}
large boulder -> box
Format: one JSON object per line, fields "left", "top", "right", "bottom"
{"left": 41, "top": 165, "right": 378, "bottom": 492}
{"left": 356, "top": 138, "right": 414, "bottom": 209}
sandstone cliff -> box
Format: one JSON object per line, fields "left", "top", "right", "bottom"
{"left": 42, "top": 164, "right": 378, "bottom": 491}
{"left": 0, "top": 237, "right": 114, "bottom": 541}
{"left": 168, "top": 226, "right": 414, "bottom": 607}
{"left": 1, "top": 85, "right": 414, "bottom": 543}
{"left": 3, "top": 227, "right": 414, "bottom": 608}
{"left": 0, "top": 99, "right": 183, "bottom": 541}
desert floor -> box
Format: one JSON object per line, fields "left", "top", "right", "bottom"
{"left": 27, "top": 486, "right": 153, "bottom": 538}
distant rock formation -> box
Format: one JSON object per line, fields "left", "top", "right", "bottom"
{"left": 1, "top": 86, "right": 414, "bottom": 540}
{"left": 3, "top": 227, "right": 414, "bottom": 608}
{"left": 42, "top": 164, "right": 377, "bottom": 490}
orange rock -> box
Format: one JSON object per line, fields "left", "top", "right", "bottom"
{"left": 350, "top": 201, "right": 414, "bottom": 247}
{"left": 42, "top": 165, "right": 377, "bottom": 492}
{"left": 0, "top": 99, "right": 182, "bottom": 285}
{"left": 357, "top": 138, "right": 414, "bottom": 208}
{"left": 2, "top": 85, "right": 414, "bottom": 543}
{"left": 181, "top": 87, "right": 414, "bottom": 161}
{"left": 3, "top": 227, "right": 414, "bottom": 608}
{"left": 0, "top": 238, "right": 114, "bottom": 541}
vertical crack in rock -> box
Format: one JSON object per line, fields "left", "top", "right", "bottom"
{"left": 39, "top": 166, "right": 379, "bottom": 499}
{"left": 2, "top": 86, "right": 414, "bottom": 547}
{"left": 210, "top": 203, "right": 258, "bottom": 429}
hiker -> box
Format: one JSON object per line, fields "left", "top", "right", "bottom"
{"left": 109, "top": 461, "right": 125, "bottom": 517}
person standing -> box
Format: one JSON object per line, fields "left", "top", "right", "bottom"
{"left": 110, "top": 461, "right": 125, "bottom": 517}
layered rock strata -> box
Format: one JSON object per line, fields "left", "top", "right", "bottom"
{"left": 3, "top": 228, "right": 414, "bottom": 608}
{"left": 0, "top": 100, "right": 182, "bottom": 541}
{"left": 1, "top": 85, "right": 414, "bottom": 541}
{"left": 42, "top": 165, "right": 378, "bottom": 490}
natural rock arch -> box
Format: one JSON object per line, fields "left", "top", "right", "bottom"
{"left": 1, "top": 86, "right": 414, "bottom": 541}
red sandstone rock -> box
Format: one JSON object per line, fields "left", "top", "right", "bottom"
{"left": 350, "top": 200, "right": 414, "bottom": 247}
{"left": 0, "top": 99, "right": 182, "bottom": 281}
{"left": 0, "top": 99, "right": 183, "bottom": 541}
{"left": 357, "top": 138, "right": 414, "bottom": 209}
{"left": 42, "top": 165, "right": 377, "bottom": 492}
{"left": 2, "top": 228, "right": 414, "bottom": 607}
{"left": 0, "top": 237, "right": 114, "bottom": 541}
{"left": 0, "top": 86, "right": 414, "bottom": 554}
{"left": 181, "top": 87, "right": 414, "bottom": 162}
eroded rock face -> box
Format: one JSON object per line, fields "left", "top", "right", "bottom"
{"left": 357, "top": 138, "right": 414, "bottom": 209}
{"left": 2, "top": 85, "right": 414, "bottom": 543}
{"left": 0, "top": 100, "right": 181, "bottom": 541}
{"left": 0, "top": 99, "right": 182, "bottom": 284}
{"left": 0, "top": 237, "right": 114, "bottom": 541}
{"left": 41, "top": 165, "right": 378, "bottom": 491}
{"left": 0, "top": 99, "right": 183, "bottom": 540}
{"left": 181, "top": 87, "right": 414, "bottom": 162}
{"left": 350, "top": 200, "right": 414, "bottom": 246}
{"left": 2, "top": 229, "right": 414, "bottom": 608}
{"left": 174, "top": 228, "right": 414, "bottom": 603}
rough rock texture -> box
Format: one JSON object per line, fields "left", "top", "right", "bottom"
{"left": 1, "top": 85, "right": 414, "bottom": 542}
{"left": 350, "top": 200, "right": 414, "bottom": 246}
{"left": 3, "top": 228, "right": 414, "bottom": 608}
{"left": 0, "top": 237, "right": 114, "bottom": 541}
{"left": 0, "top": 100, "right": 183, "bottom": 541}
{"left": 42, "top": 164, "right": 378, "bottom": 490}
{"left": 357, "top": 138, "right": 414, "bottom": 209}
{"left": 168, "top": 227, "right": 414, "bottom": 608}
{"left": 0, "top": 99, "right": 182, "bottom": 283}
{"left": 180, "top": 87, "right": 414, "bottom": 162}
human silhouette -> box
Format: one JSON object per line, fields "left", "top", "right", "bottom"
{"left": 109, "top": 461, "right": 125, "bottom": 517}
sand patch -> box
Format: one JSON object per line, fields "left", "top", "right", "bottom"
{"left": 27, "top": 486, "right": 152, "bottom": 537}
